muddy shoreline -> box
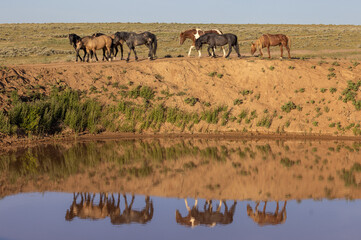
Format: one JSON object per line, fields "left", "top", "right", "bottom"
{"left": 1, "top": 131, "right": 361, "bottom": 153}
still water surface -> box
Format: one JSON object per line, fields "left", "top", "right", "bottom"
{"left": 0, "top": 193, "right": 361, "bottom": 240}
{"left": 1, "top": 138, "right": 361, "bottom": 239}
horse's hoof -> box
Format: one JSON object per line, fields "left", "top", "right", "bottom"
{"left": 113, "top": 57, "right": 116, "bottom": 60}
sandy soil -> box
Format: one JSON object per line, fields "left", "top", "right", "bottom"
{"left": 1, "top": 56, "right": 361, "bottom": 139}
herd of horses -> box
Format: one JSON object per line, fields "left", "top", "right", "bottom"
{"left": 65, "top": 193, "right": 287, "bottom": 228}
{"left": 68, "top": 28, "right": 291, "bottom": 62}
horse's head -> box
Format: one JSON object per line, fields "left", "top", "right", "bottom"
{"left": 195, "top": 38, "right": 202, "bottom": 51}
{"left": 246, "top": 204, "right": 253, "bottom": 216}
{"left": 75, "top": 40, "right": 84, "bottom": 51}
{"left": 112, "top": 35, "right": 122, "bottom": 45}
{"left": 251, "top": 42, "right": 257, "bottom": 55}
{"left": 179, "top": 32, "right": 186, "bottom": 45}
{"left": 68, "top": 34, "right": 75, "bottom": 45}
{"left": 65, "top": 209, "right": 75, "bottom": 221}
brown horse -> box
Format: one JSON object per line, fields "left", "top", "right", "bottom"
{"left": 109, "top": 194, "right": 154, "bottom": 225}
{"left": 251, "top": 34, "right": 291, "bottom": 59}
{"left": 65, "top": 193, "right": 110, "bottom": 221}
{"left": 247, "top": 201, "right": 287, "bottom": 226}
{"left": 179, "top": 28, "right": 226, "bottom": 57}
{"left": 76, "top": 35, "right": 112, "bottom": 62}
{"left": 176, "top": 198, "right": 237, "bottom": 228}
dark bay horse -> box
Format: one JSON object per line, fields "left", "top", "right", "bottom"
{"left": 76, "top": 35, "right": 112, "bottom": 62}
{"left": 113, "top": 31, "right": 157, "bottom": 62}
{"left": 68, "top": 33, "right": 86, "bottom": 62}
{"left": 109, "top": 194, "right": 154, "bottom": 225}
{"left": 251, "top": 34, "right": 291, "bottom": 59}
{"left": 195, "top": 33, "right": 241, "bottom": 58}
{"left": 179, "top": 28, "right": 226, "bottom": 57}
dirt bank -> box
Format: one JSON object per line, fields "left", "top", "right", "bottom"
{"left": 1, "top": 57, "right": 361, "bottom": 137}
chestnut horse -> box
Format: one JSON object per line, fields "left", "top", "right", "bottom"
{"left": 251, "top": 34, "right": 291, "bottom": 59}
{"left": 247, "top": 201, "right": 287, "bottom": 226}
{"left": 179, "top": 29, "right": 226, "bottom": 57}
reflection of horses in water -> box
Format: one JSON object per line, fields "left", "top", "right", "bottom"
{"left": 65, "top": 193, "right": 110, "bottom": 221}
{"left": 65, "top": 193, "right": 153, "bottom": 225}
{"left": 109, "top": 194, "right": 154, "bottom": 225}
{"left": 247, "top": 201, "right": 287, "bottom": 226}
{"left": 176, "top": 198, "right": 237, "bottom": 227}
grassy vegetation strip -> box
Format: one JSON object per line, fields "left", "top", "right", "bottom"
{"left": 0, "top": 87, "right": 230, "bottom": 135}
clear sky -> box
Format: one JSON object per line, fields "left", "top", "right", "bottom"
{"left": 1, "top": 0, "right": 360, "bottom": 25}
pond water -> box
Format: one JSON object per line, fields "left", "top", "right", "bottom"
{"left": 0, "top": 193, "right": 361, "bottom": 240}
{"left": 1, "top": 138, "right": 361, "bottom": 239}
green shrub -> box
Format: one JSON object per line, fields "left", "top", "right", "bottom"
{"left": 281, "top": 101, "right": 297, "bottom": 113}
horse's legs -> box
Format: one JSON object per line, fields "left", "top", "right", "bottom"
{"left": 86, "top": 49, "right": 91, "bottom": 62}
{"left": 222, "top": 46, "right": 226, "bottom": 57}
{"left": 212, "top": 46, "right": 217, "bottom": 58}
{"left": 146, "top": 43, "right": 153, "bottom": 60}
{"left": 132, "top": 47, "right": 138, "bottom": 61}
{"left": 113, "top": 45, "right": 118, "bottom": 60}
{"left": 286, "top": 44, "right": 291, "bottom": 59}
{"left": 76, "top": 49, "right": 81, "bottom": 62}
{"left": 93, "top": 50, "right": 99, "bottom": 62}
{"left": 188, "top": 46, "right": 194, "bottom": 57}
{"left": 259, "top": 48, "right": 263, "bottom": 58}
{"left": 126, "top": 48, "right": 131, "bottom": 62}
{"left": 280, "top": 45, "right": 284, "bottom": 59}
{"left": 207, "top": 46, "right": 212, "bottom": 57}
{"left": 267, "top": 46, "right": 271, "bottom": 59}
{"left": 106, "top": 46, "right": 111, "bottom": 61}
{"left": 263, "top": 201, "right": 267, "bottom": 213}
{"left": 102, "top": 48, "right": 106, "bottom": 61}
{"left": 225, "top": 43, "right": 232, "bottom": 58}
{"left": 234, "top": 43, "right": 241, "bottom": 58}
{"left": 120, "top": 44, "right": 124, "bottom": 60}
{"left": 82, "top": 49, "right": 87, "bottom": 62}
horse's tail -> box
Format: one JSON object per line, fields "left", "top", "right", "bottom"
{"left": 153, "top": 35, "right": 157, "bottom": 57}
{"left": 286, "top": 35, "right": 291, "bottom": 49}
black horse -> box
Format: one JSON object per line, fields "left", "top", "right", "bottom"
{"left": 113, "top": 31, "right": 157, "bottom": 62}
{"left": 195, "top": 33, "right": 241, "bottom": 58}
{"left": 68, "top": 33, "right": 86, "bottom": 61}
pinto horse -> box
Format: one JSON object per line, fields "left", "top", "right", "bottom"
{"left": 113, "top": 31, "right": 157, "bottom": 62}
{"left": 195, "top": 33, "right": 241, "bottom": 58}
{"left": 179, "top": 29, "right": 226, "bottom": 57}
{"left": 251, "top": 34, "right": 291, "bottom": 59}
{"left": 176, "top": 198, "right": 237, "bottom": 228}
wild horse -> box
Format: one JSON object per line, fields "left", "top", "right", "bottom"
{"left": 179, "top": 28, "right": 226, "bottom": 57}
{"left": 195, "top": 33, "right": 241, "bottom": 58}
{"left": 113, "top": 31, "right": 157, "bottom": 62}
{"left": 251, "top": 34, "right": 291, "bottom": 59}
{"left": 75, "top": 34, "right": 112, "bottom": 62}
{"left": 68, "top": 33, "right": 86, "bottom": 62}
